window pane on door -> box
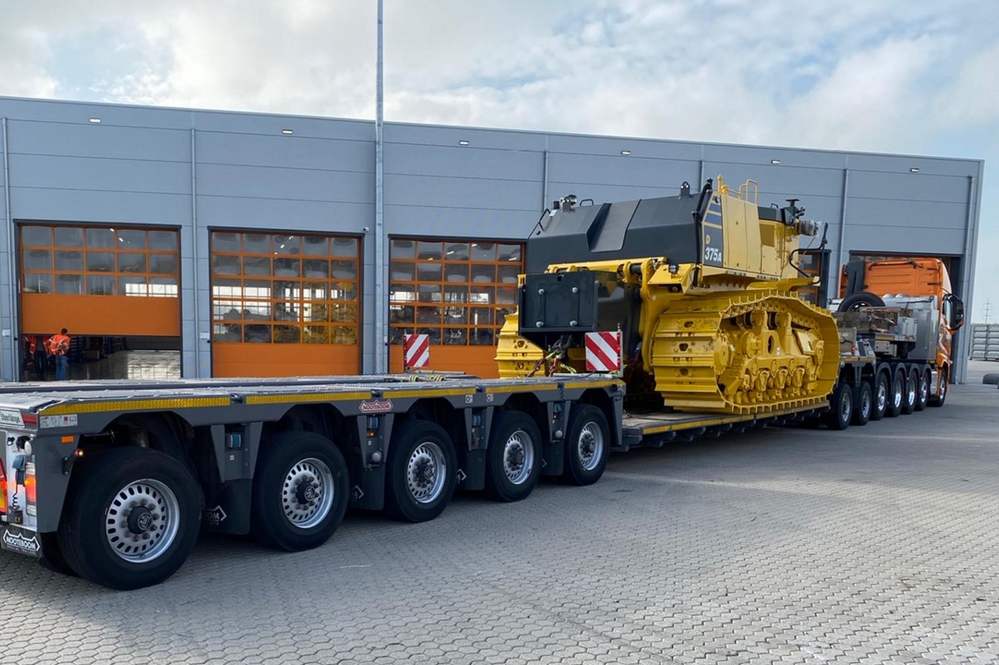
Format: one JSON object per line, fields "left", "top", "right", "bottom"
{"left": 210, "top": 230, "right": 360, "bottom": 348}
{"left": 390, "top": 236, "right": 524, "bottom": 348}
{"left": 19, "top": 223, "right": 181, "bottom": 301}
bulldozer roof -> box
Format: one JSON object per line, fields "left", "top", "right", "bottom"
{"left": 526, "top": 190, "right": 782, "bottom": 273}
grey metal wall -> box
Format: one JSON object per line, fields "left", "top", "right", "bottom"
{"left": 0, "top": 96, "right": 984, "bottom": 382}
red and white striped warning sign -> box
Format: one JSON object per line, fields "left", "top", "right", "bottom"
{"left": 403, "top": 333, "right": 430, "bottom": 369}
{"left": 584, "top": 330, "right": 622, "bottom": 373}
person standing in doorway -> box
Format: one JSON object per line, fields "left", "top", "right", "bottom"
{"left": 47, "top": 328, "right": 71, "bottom": 380}
{"left": 32, "top": 334, "right": 47, "bottom": 379}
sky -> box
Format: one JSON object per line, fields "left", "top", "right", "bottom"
{"left": 2, "top": 0, "right": 996, "bottom": 319}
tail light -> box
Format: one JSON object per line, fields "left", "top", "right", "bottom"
{"left": 24, "top": 462, "right": 37, "bottom": 517}
{"left": 0, "top": 465, "right": 7, "bottom": 515}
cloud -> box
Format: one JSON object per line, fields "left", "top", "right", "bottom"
{"left": 0, "top": 25, "right": 57, "bottom": 98}
{"left": 0, "top": 0, "right": 997, "bottom": 316}
{"left": 940, "top": 42, "right": 999, "bottom": 127}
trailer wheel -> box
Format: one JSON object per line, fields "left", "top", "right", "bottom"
{"left": 852, "top": 381, "right": 872, "bottom": 426}
{"left": 37, "top": 532, "right": 77, "bottom": 577}
{"left": 901, "top": 367, "right": 917, "bottom": 414}
{"left": 485, "top": 410, "right": 542, "bottom": 502}
{"left": 251, "top": 431, "right": 349, "bottom": 551}
{"left": 385, "top": 419, "right": 457, "bottom": 522}
{"left": 928, "top": 369, "right": 947, "bottom": 407}
{"left": 886, "top": 369, "right": 904, "bottom": 417}
{"left": 825, "top": 382, "right": 852, "bottom": 430}
{"left": 914, "top": 368, "right": 929, "bottom": 411}
{"left": 870, "top": 372, "right": 889, "bottom": 421}
{"left": 563, "top": 404, "right": 610, "bottom": 486}
{"left": 56, "top": 447, "right": 202, "bottom": 590}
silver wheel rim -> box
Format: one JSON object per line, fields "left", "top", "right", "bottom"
{"left": 893, "top": 380, "right": 902, "bottom": 409}
{"left": 105, "top": 479, "right": 181, "bottom": 563}
{"left": 577, "top": 422, "right": 604, "bottom": 472}
{"left": 282, "top": 457, "right": 335, "bottom": 529}
{"left": 407, "top": 441, "right": 447, "bottom": 504}
{"left": 502, "top": 429, "right": 535, "bottom": 485}
{"left": 840, "top": 393, "right": 851, "bottom": 420}
{"left": 920, "top": 376, "right": 929, "bottom": 402}
{"left": 877, "top": 381, "right": 887, "bottom": 411}
{"left": 861, "top": 391, "right": 871, "bottom": 418}
{"left": 907, "top": 378, "right": 916, "bottom": 404}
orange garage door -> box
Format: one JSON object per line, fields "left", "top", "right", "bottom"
{"left": 19, "top": 224, "right": 181, "bottom": 337}
{"left": 388, "top": 238, "right": 523, "bottom": 378}
{"left": 210, "top": 231, "right": 361, "bottom": 377}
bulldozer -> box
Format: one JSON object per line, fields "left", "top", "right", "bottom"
{"left": 496, "top": 177, "right": 841, "bottom": 415}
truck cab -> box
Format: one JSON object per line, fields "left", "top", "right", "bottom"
{"left": 841, "top": 257, "right": 965, "bottom": 395}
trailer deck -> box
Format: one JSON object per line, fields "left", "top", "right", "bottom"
{"left": 621, "top": 402, "right": 825, "bottom": 448}
{"left": 0, "top": 373, "right": 620, "bottom": 418}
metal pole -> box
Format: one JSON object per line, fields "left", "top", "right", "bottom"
{"left": 2, "top": 118, "right": 18, "bottom": 381}
{"left": 955, "top": 173, "right": 981, "bottom": 383}
{"left": 374, "top": 0, "right": 386, "bottom": 374}
{"left": 541, "top": 148, "right": 549, "bottom": 211}
{"left": 189, "top": 128, "right": 201, "bottom": 377}
{"left": 835, "top": 168, "right": 849, "bottom": 294}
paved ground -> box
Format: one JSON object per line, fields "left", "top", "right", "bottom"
{"left": 2, "top": 363, "right": 998, "bottom": 664}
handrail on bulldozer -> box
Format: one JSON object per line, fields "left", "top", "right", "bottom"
{"left": 738, "top": 179, "right": 760, "bottom": 204}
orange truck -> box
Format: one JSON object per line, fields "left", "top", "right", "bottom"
{"left": 838, "top": 257, "right": 965, "bottom": 406}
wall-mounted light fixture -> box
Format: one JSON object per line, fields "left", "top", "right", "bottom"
{"left": 281, "top": 128, "right": 294, "bottom": 135}
{"left": 910, "top": 167, "right": 920, "bottom": 173}
{"left": 88, "top": 117, "right": 102, "bottom": 124}
{"left": 620, "top": 149, "right": 632, "bottom": 156}
{"left": 458, "top": 139, "right": 470, "bottom": 146}
{"left": 771, "top": 159, "right": 782, "bottom": 165}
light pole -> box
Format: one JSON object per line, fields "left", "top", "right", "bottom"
{"left": 373, "top": 0, "right": 386, "bottom": 373}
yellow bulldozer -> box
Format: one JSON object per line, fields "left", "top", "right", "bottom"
{"left": 496, "top": 177, "right": 840, "bottom": 415}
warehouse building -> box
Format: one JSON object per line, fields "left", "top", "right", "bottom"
{"left": 0, "top": 96, "right": 983, "bottom": 383}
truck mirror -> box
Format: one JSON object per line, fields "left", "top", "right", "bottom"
{"left": 945, "top": 294, "right": 965, "bottom": 330}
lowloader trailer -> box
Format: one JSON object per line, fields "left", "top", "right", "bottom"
{"left": 0, "top": 177, "right": 961, "bottom": 590}
{"left": 0, "top": 353, "right": 948, "bottom": 590}
{"left": 0, "top": 374, "right": 623, "bottom": 589}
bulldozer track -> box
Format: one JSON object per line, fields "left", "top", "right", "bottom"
{"left": 651, "top": 290, "right": 840, "bottom": 414}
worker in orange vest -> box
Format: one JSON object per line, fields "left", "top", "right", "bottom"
{"left": 47, "top": 328, "right": 71, "bottom": 380}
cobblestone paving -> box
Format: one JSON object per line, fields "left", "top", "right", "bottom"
{"left": 1, "top": 365, "right": 997, "bottom": 664}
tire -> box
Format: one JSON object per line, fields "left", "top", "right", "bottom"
{"left": 485, "top": 410, "right": 543, "bottom": 502}
{"left": 900, "top": 367, "right": 916, "bottom": 414}
{"left": 870, "top": 372, "right": 889, "bottom": 421}
{"left": 38, "top": 532, "right": 77, "bottom": 577}
{"left": 56, "top": 447, "right": 202, "bottom": 590}
{"left": 914, "top": 368, "right": 929, "bottom": 411}
{"left": 886, "top": 368, "right": 904, "bottom": 417}
{"left": 852, "top": 381, "right": 872, "bottom": 426}
{"left": 838, "top": 292, "right": 886, "bottom": 312}
{"left": 928, "top": 369, "right": 947, "bottom": 407}
{"left": 251, "top": 431, "right": 350, "bottom": 551}
{"left": 385, "top": 419, "right": 457, "bottom": 522}
{"left": 563, "top": 404, "right": 610, "bottom": 486}
{"left": 825, "top": 382, "right": 852, "bottom": 430}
